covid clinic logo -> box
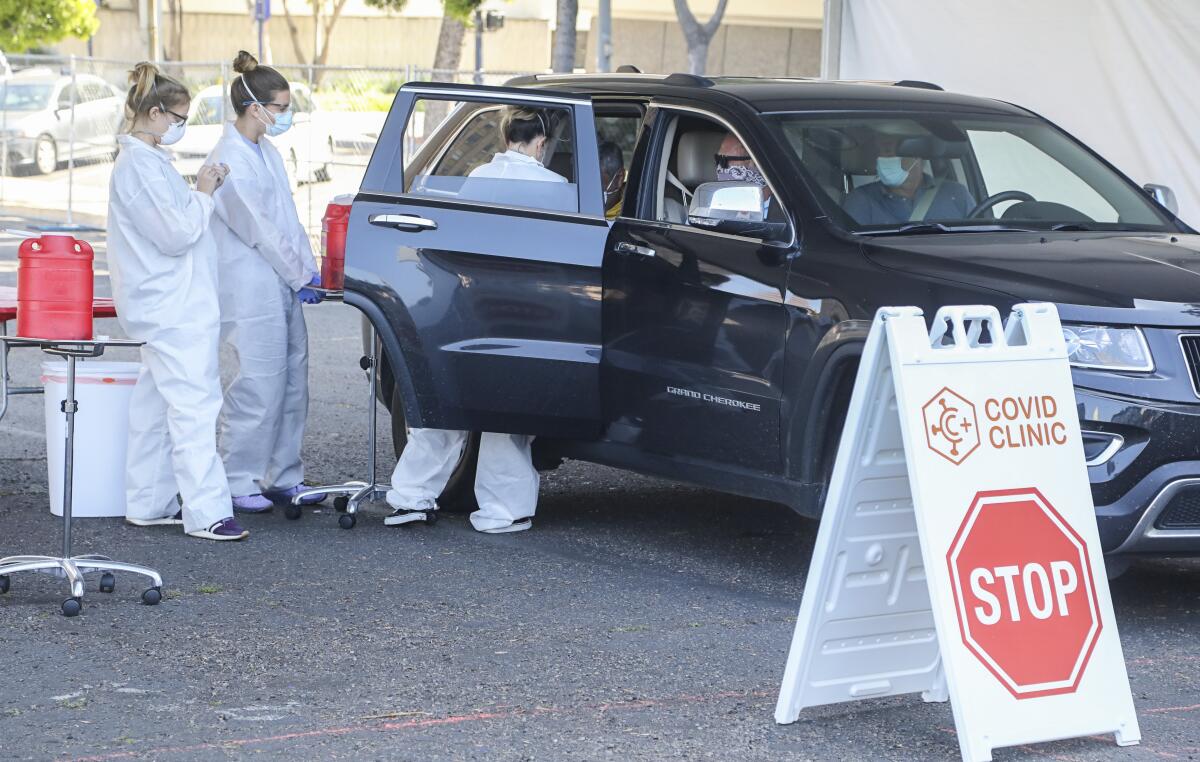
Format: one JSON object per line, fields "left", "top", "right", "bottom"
{"left": 922, "top": 387, "right": 981, "bottom": 465}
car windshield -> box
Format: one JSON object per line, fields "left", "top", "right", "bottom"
{"left": 189, "top": 95, "right": 228, "bottom": 126}
{"left": 769, "top": 113, "right": 1175, "bottom": 234}
{"left": 0, "top": 83, "right": 53, "bottom": 111}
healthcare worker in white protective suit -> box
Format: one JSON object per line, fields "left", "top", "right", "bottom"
{"left": 206, "top": 51, "right": 324, "bottom": 513}
{"left": 385, "top": 107, "right": 565, "bottom": 534}
{"left": 107, "top": 62, "right": 249, "bottom": 541}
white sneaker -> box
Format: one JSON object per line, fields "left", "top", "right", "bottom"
{"left": 384, "top": 509, "right": 432, "bottom": 526}
{"left": 126, "top": 509, "right": 184, "bottom": 527}
{"left": 477, "top": 518, "right": 532, "bottom": 534}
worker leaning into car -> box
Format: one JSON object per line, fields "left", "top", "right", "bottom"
{"left": 206, "top": 50, "right": 325, "bottom": 515}
{"left": 107, "top": 62, "right": 248, "bottom": 541}
{"left": 384, "top": 107, "right": 566, "bottom": 534}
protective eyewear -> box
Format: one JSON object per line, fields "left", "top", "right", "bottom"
{"left": 714, "top": 153, "right": 753, "bottom": 169}
{"left": 160, "top": 105, "right": 188, "bottom": 124}
{"left": 242, "top": 100, "right": 292, "bottom": 113}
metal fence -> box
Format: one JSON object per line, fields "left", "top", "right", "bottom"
{"left": 0, "top": 54, "right": 533, "bottom": 244}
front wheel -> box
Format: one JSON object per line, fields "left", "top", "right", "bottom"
{"left": 389, "top": 380, "right": 480, "bottom": 513}
{"left": 34, "top": 135, "right": 58, "bottom": 175}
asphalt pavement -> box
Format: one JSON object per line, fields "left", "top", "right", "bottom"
{"left": 0, "top": 222, "right": 1197, "bottom": 761}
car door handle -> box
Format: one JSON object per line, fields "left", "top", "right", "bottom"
{"left": 615, "top": 242, "right": 656, "bottom": 258}
{"left": 368, "top": 213, "right": 438, "bottom": 232}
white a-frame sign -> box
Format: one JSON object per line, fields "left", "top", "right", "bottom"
{"left": 775, "top": 304, "right": 1140, "bottom": 761}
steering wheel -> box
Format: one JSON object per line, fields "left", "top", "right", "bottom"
{"left": 968, "top": 190, "right": 1036, "bottom": 219}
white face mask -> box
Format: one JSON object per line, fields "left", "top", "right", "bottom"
{"left": 159, "top": 118, "right": 186, "bottom": 146}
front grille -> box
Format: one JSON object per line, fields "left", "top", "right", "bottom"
{"left": 1155, "top": 486, "right": 1200, "bottom": 530}
{"left": 1179, "top": 335, "right": 1200, "bottom": 398}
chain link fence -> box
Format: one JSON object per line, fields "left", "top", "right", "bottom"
{"left": 0, "top": 54, "right": 533, "bottom": 244}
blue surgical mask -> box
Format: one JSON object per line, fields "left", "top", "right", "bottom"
{"left": 876, "top": 156, "right": 912, "bottom": 187}
{"left": 264, "top": 109, "right": 293, "bottom": 137}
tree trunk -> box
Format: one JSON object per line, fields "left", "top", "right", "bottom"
{"left": 310, "top": 0, "right": 351, "bottom": 85}
{"left": 423, "top": 14, "right": 466, "bottom": 137}
{"left": 686, "top": 40, "right": 708, "bottom": 76}
{"left": 551, "top": 0, "right": 578, "bottom": 73}
{"left": 279, "top": 0, "right": 309, "bottom": 65}
{"left": 673, "top": 0, "right": 728, "bottom": 76}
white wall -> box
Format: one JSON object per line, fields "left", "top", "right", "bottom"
{"left": 831, "top": 0, "right": 1200, "bottom": 226}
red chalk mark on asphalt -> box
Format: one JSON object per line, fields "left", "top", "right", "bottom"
{"left": 66, "top": 689, "right": 773, "bottom": 761}
{"left": 67, "top": 694, "right": 1200, "bottom": 761}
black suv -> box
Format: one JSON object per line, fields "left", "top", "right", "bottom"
{"left": 345, "top": 74, "right": 1199, "bottom": 568}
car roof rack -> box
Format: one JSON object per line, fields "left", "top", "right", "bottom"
{"left": 663, "top": 72, "right": 714, "bottom": 87}
{"left": 893, "top": 80, "right": 944, "bottom": 91}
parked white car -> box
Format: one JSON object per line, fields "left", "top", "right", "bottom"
{"left": 170, "top": 82, "right": 333, "bottom": 186}
{"left": 0, "top": 68, "right": 124, "bottom": 175}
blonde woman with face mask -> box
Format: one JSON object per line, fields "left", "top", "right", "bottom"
{"left": 107, "top": 62, "right": 248, "bottom": 541}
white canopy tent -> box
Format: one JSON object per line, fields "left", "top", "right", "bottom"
{"left": 822, "top": 0, "right": 1200, "bottom": 226}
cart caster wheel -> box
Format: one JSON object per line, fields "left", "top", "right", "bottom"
{"left": 62, "top": 597, "right": 82, "bottom": 617}
{"left": 0, "top": 575, "right": 9, "bottom": 594}
{"left": 334, "top": 496, "right": 349, "bottom": 512}
{"left": 338, "top": 513, "right": 356, "bottom": 529}
{"left": 425, "top": 510, "right": 439, "bottom": 526}
{"left": 142, "top": 587, "right": 162, "bottom": 606}
{"left": 284, "top": 503, "right": 302, "bottom": 521}
{"left": 99, "top": 573, "right": 115, "bottom": 594}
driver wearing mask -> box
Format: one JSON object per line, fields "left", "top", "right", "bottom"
{"left": 714, "top": 133, "right": 781, "bottom": 221}
{"left": 843, "top": 134, "right": 975, "bottom": 225}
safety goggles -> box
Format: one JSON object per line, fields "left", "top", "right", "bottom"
{"left": 160, "top": 105, "right": 188, "bottom": 124}
{"left": 714, "top": 153, "right": 753, "bottom": 169}
{"left": 240, "top": 76, "right": 291, "bottom": 113}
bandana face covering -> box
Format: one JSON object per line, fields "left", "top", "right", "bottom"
{"left": 716, "top": 163, "right": 766, "bottom": 186}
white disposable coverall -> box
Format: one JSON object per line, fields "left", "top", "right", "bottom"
{"left": 388, "top": 149, "right": 561, "bottom": 531}
{"left": 106, "top": 135, "right": 231, "bottom": 534}
{"left": 207, "top": 123, "right": 318, "bottom": 496}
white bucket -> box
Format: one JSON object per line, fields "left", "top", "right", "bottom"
{"left": 41, "top": 360, "right": 139, "bottom": 518}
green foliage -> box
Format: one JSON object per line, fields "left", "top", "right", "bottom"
{"left": 0, "top": 0, "right": 99, "bottom": 53}
{"left": 363, "top": 0, "right": 410, "bottom": 11}
{"left": 443, "top": 0, "right": 484, "bottom": 22}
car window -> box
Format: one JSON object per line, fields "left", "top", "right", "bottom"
{"left": 291, "top": 88, "right": 313, "bottom": 113}
{"left": 771, "top": 114, "right": 1172, "bottom": 233}
{"left": 399, "top": 97, "right": 579, "bottom": 215}
{"left": 632, "top": 111, "right": 788, "bottom": 241}
{"left": 83, "top": 82, "right": 109, "bottom": 102}
{"left": 967, "top": 130, "right": 1117, "bottom": 222}
{"left": 595, "top": 113, "right": 641, "bottom": 219}
{"left": 56, "top": 85, "right": 75, "bottom": 109}
{"left": 189, "top": 94, "right": 228, "bottom": 126}
{"left": 1, "top": 83, "right": 53, "bottom": 111}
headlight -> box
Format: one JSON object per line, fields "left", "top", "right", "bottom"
{"left": 1062, "top": 324, "right": 1153, "bottom": 371}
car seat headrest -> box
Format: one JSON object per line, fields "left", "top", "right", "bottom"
{"left": 677, "top": 130, "right": 728, "bottom": 188}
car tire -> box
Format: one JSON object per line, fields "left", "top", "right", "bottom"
{"left": 34, "top": 135, "right": 58, "bottom": 175}
{"left": 389, "top": 381, "right": 480, "bottom": 513}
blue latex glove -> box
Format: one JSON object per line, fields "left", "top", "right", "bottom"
{"left": 297, "top": 275, "right": 322, "bottom": 305}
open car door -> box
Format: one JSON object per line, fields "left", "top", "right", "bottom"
{"left": 347, "top": 82, "right": 608, "bottom": 438}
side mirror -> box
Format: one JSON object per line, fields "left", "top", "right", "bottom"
{"left": 688, "top": 181, "right": 787, "bottom": 240}
{"left": 1144, "top": 183, "right": 1179, "bottom": 215}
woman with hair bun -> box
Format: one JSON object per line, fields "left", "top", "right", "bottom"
{"left": 107, "top": 61, "right": 248, "bottom": 541}
{"left": 206, "top": 50, "right": 322, "bottom": 513}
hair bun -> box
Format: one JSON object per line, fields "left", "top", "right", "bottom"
{"left": 128, "top": 61, "right": 158, "bottom": 87}
{"left": 232, "top": 50, "right": 259, "bottom": 74}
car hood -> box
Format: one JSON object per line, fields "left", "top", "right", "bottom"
{"left": 862, "top": 232, "right": 1200, "bottom": 326}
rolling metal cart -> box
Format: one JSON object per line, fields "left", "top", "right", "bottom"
{"left": 0, "top": 335, "right": 163, "bottom": 616}
{"left": 288, "top": 288, "right": 435, "bottom": 529}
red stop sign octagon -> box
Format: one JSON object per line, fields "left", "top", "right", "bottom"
{"left": 947, "top": 488, "right": 1102, "bottom": 699}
